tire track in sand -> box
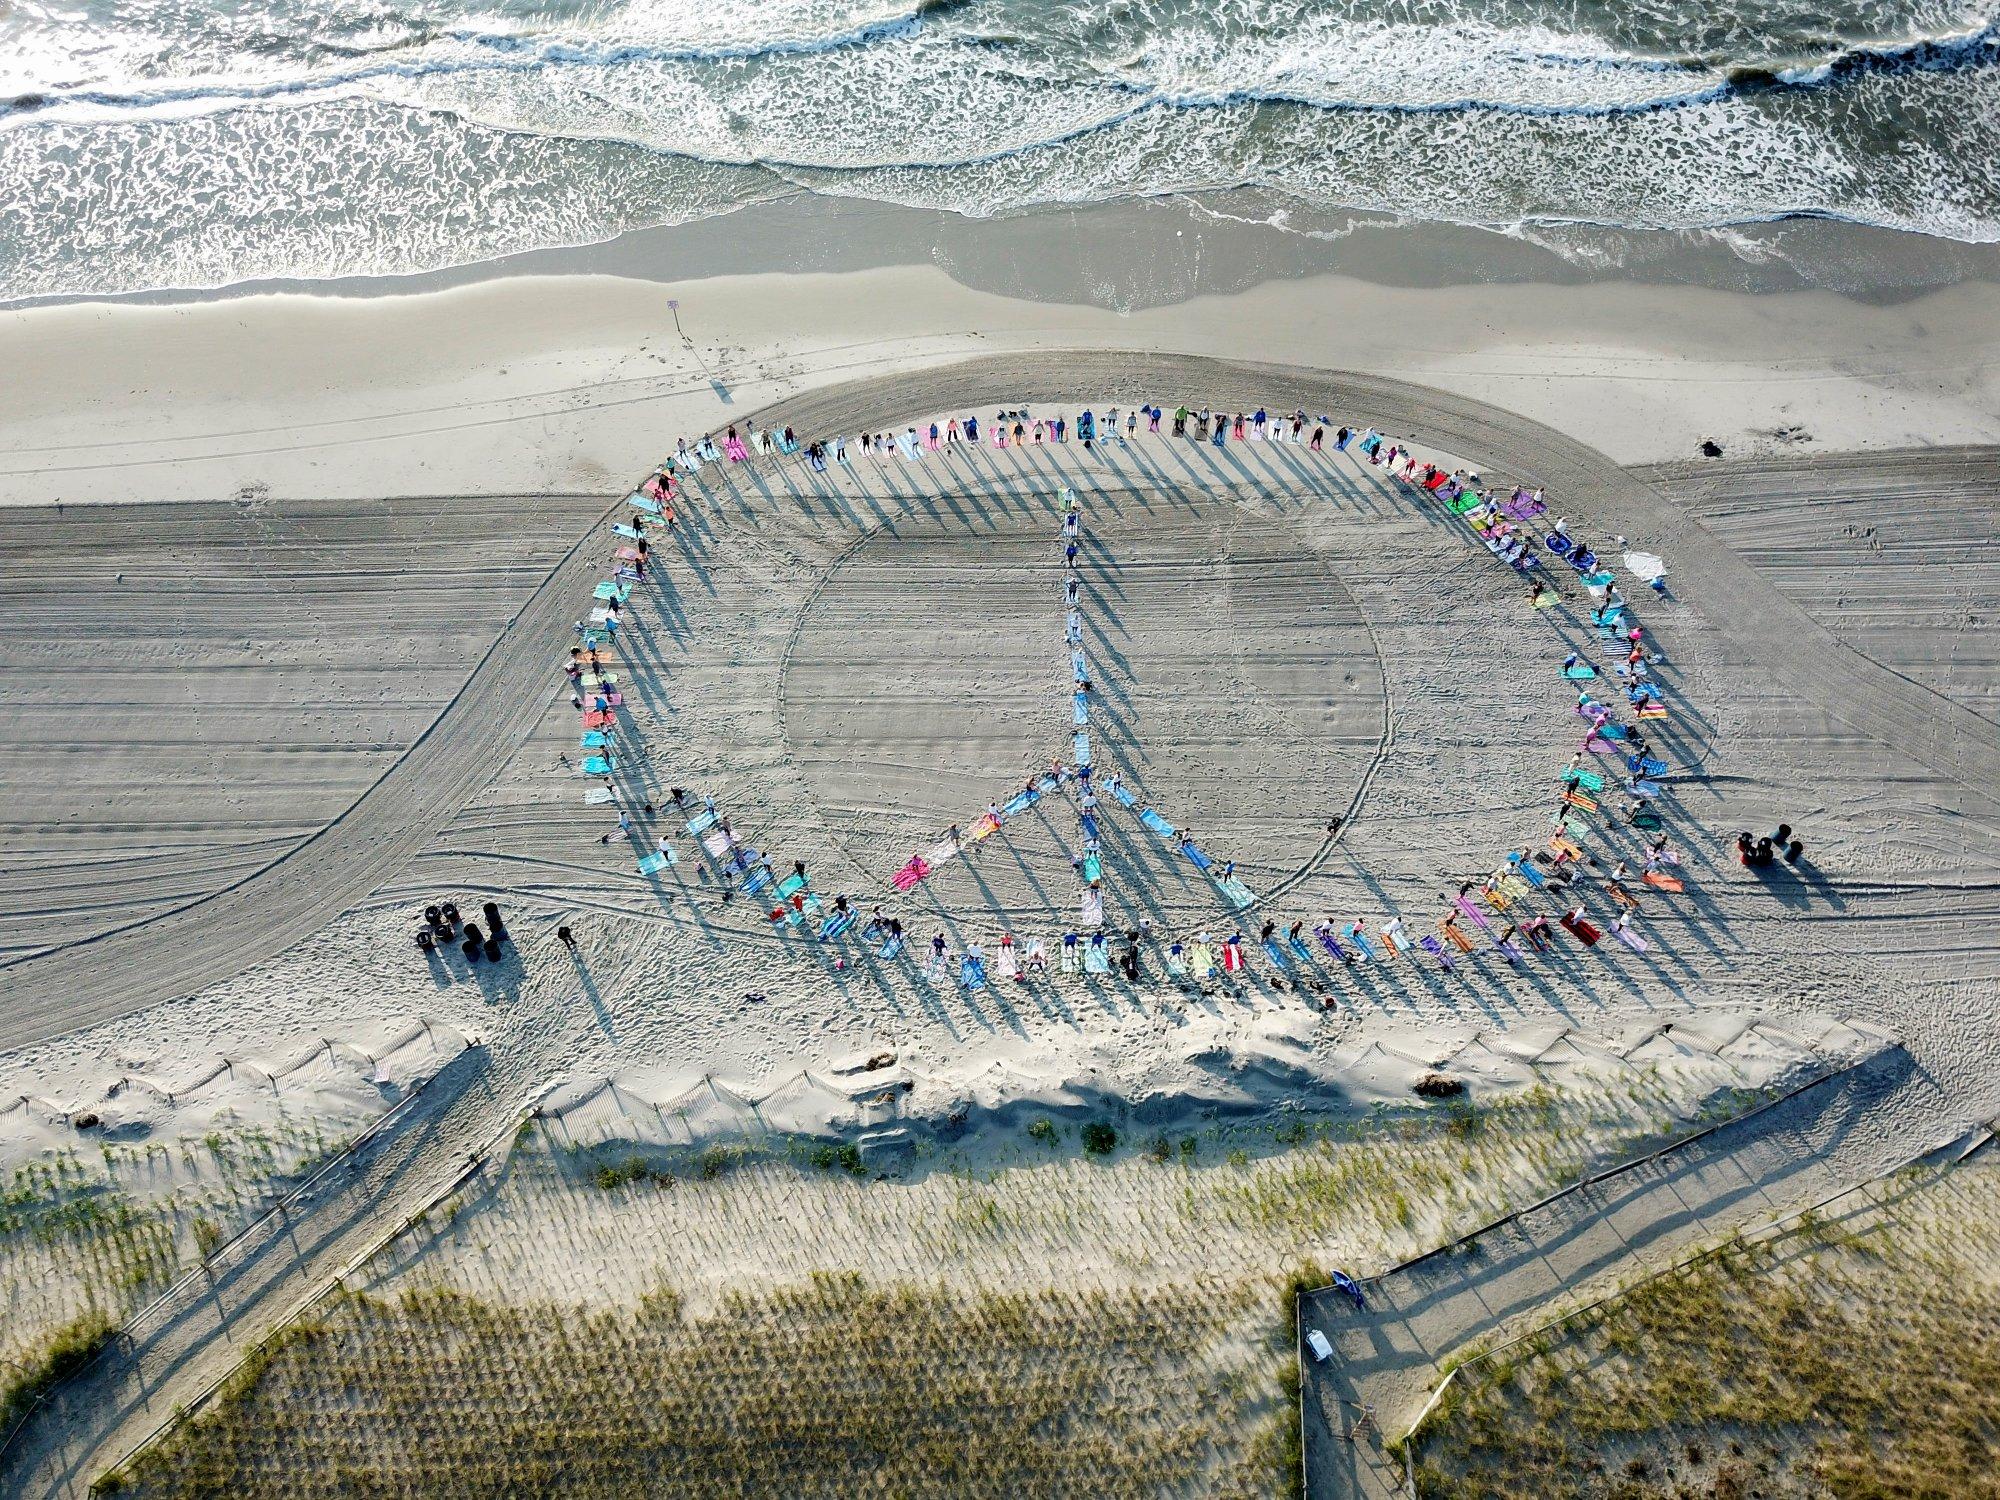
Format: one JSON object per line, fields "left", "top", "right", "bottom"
{"left": 7, "top": 356, "right": 1993, "bottom": 1052}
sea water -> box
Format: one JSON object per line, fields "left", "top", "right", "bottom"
{"left": 1, "top": 0, "right": 1995, "bottom": 300}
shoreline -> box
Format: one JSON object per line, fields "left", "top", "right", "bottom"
{"left": 11, "top": 193, "right": 2000, "bottom": 317}
{"left": 2, "top": 253, "right": 1997, "bottom": 509}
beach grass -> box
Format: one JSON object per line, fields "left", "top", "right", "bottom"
{"left": 1409, "top": 1161, "right": 2000, "bottom": 1498}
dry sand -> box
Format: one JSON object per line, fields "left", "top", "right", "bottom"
{"left": 0, "top": 260, "right": 1996, "bottom": 1495}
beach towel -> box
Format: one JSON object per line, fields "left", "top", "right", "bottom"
{"left": 1289, "top": 936, "right": 1315, "bottom": 961}
{"left": 960, "top": 955, "right": 987, "bottom": 990}
{"left": 1510, "top": 856, "right": 1546, "bottom": 887}
{"left": 1071, "top": 649, "right": 1087, "bottom": 680}
{"left": 1183, "top": 841, "right": 1213, "bottom": 871}
{"left": 1166, "top": 948, "right": 1189, "bottom": 978}
{"left": 921, "top": 839, "right": 960, "bottom": 868}
{"left": 1610, "top": 924, "right": 1649, "bottom": 952}
{"left": 1559, "top": 911, "right": 1602, "bottom": 945}
{"left": 1189, "top": 942, "right": 1215, "bottom": 976}
{"left": 1562, "top": 788, "right": 1599, "bottom": 813}
{"left": 1073, "top": 695, "right": 1089, "bottom": 726}
{"left": 1082, "top": 853, "right": 1103, "bottom": 885}
{"left": 701, "top": 829, "right": 734, "bottom": 858}
{"left": 1641, "top": 871, "right": 1685, "bottom": 893}
{"left": 636, "top": 851, "right": 672, "bottom": 876}
{"left": 583, "top": 787, "right": 618, "bottom": 806}
{"left": 1221, "top": 941, "right": 1245, "bottom": 973}
{"left": 684, "top": 809, "right": 717, "bottom": 835}
{"left": 1452, "top": 895, "right": 1493, "bottom": 930}
{"left": 1079, "top": 814, "right": 1099, "bottom": 842}
{"left": 581, "top": 730, "right": 612, "bottom": 749}
{"left": 967, "top": 812, "right": 1001, "bottom": 843}
{"left": 629, "top": 495, "right": 663, "bottom": 515}
{"left": 1081, "top": 888, "right": 1104, "bottom": 926}
{"left": 741, "top": 865, "right": 773, "bottom": 895}
{"left": 1140, "top": 809, "right": 1175, "bottom": 837}
{"left": 924, "top": 951, "right": 949, "bottom": 984}
{"left": 777, "top": 433, "right": 799, "bottom": 455}
{"left": 819, "top": 909, "right": 856, "bottom": 941}
{"left": 1628, "top": 754, "right": 1669, "bottom": 777}
{"left": 1496, "top": 938, "right": 1528, "bottom": 965}
{"left": 1532, "top": 591, "right": 1560, "bottom": 609}
{"left": 1084, "top": 942, "right": 1110, "bottom": 976}
{"left": 1623, "top": 551, "right": 1668, "bottom": 584}
{"left": 581, "top": 754, "right": 614, "bottom": 776}
{"left": 613, "top": 524, "right": 645, "bottom": 541}
{"left": 1002, "top": 788, "right": 1040, "bottom": 818}
{"left": 1564, "top": 767, "right": 1606, "bottom": 791}
{"left": 878, "top": 933, "right": 904, "bottom": 960}
{"left": 1563, "top": 664, "right": 1598, "bottom": 680}
{"left": 592, "top": 581, "right": 628, "bottom": 602}
{"left": 1582, "top": 570, "right": 1617, "bottom": 588}
{"left": 589, "top": 608, "right": 617, "bottom": 624}
{"left": 1637, "top": 704, "right": 1669, "bottom": 721}
{"left": 613, "top": 548, "right": 640, "bottom": 564}
{"left": 1074, "top": 730, "right": 1091, "bottom": 766}
{"left": 1418, "top": 934, "right": 1455, "bottom": 971}
{"left": 892, "top": 857, "right": 930, "bottom": 892}
{"left": 577, "top": 673, "right": 618, "bottom": 689}
{"left": 776, "top": 872, "right": 807, "bottom": 900}
{"left": 1220, "top": 877, "right": 1256, "bottom": 910}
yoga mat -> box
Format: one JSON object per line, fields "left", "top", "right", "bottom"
{"left": 613, "top": 524, "right": 644, "bottom": 540}
{"left": 1140, "top": 809, "right": 1175, "bottom": 837}
{"left": 629, "top": 495, "right": 663, "bottom": 514}
{"left": 1220, "top": 877, "right": 1256, "bottom": 909}
{"left": 1080, "top": 813, "right": 1099, "bottom": 841}
{"left": 1002, "top": 789, "right": 1038, "bottom": 818}
{"left": 1183, "top": 843, "right": 1212, "bottom": 871}
{"left": 1073, "top": 698, "right": 1089, "bottom": 726}
{"left": 1074, "top": 731, "right": 1091, "bottom": 765}
{"left": 1109, "top": 782, "right": 1137, "bottom": 808}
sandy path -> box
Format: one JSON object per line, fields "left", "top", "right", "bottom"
{"left": 1637, "top": 446, "right": 2000, "bottom": 724}
{"left": 0, "top": 495, "right": 604, "bottom": 961}
{"left": 0, "top": 495, "right": 621, "bottom": 1048}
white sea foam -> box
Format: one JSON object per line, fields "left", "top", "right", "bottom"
{"left": 1, "top": 0, "right": 1995, "bottom": 297}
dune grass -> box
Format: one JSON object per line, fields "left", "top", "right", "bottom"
{"left": 1411, "top": 1163, "right": 2000, "bottom": 1499}
{"left": 115, "top": 1275, "right": 1295, "bottom": 1499}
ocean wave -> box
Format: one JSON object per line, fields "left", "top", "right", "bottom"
{"left": 5, "top": 7, "right": 1995, "bottom": 131}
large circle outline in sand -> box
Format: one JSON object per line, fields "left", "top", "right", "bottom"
{"left": 777, "top": 494, "right": 1392, "bottom": 917}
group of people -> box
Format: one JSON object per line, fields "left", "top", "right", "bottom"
{"left": 652, "top": 400, "right": 1386, "bottom": 484}
{"left": 533, "top": 397, "right": 1746, "bottom": 1008}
